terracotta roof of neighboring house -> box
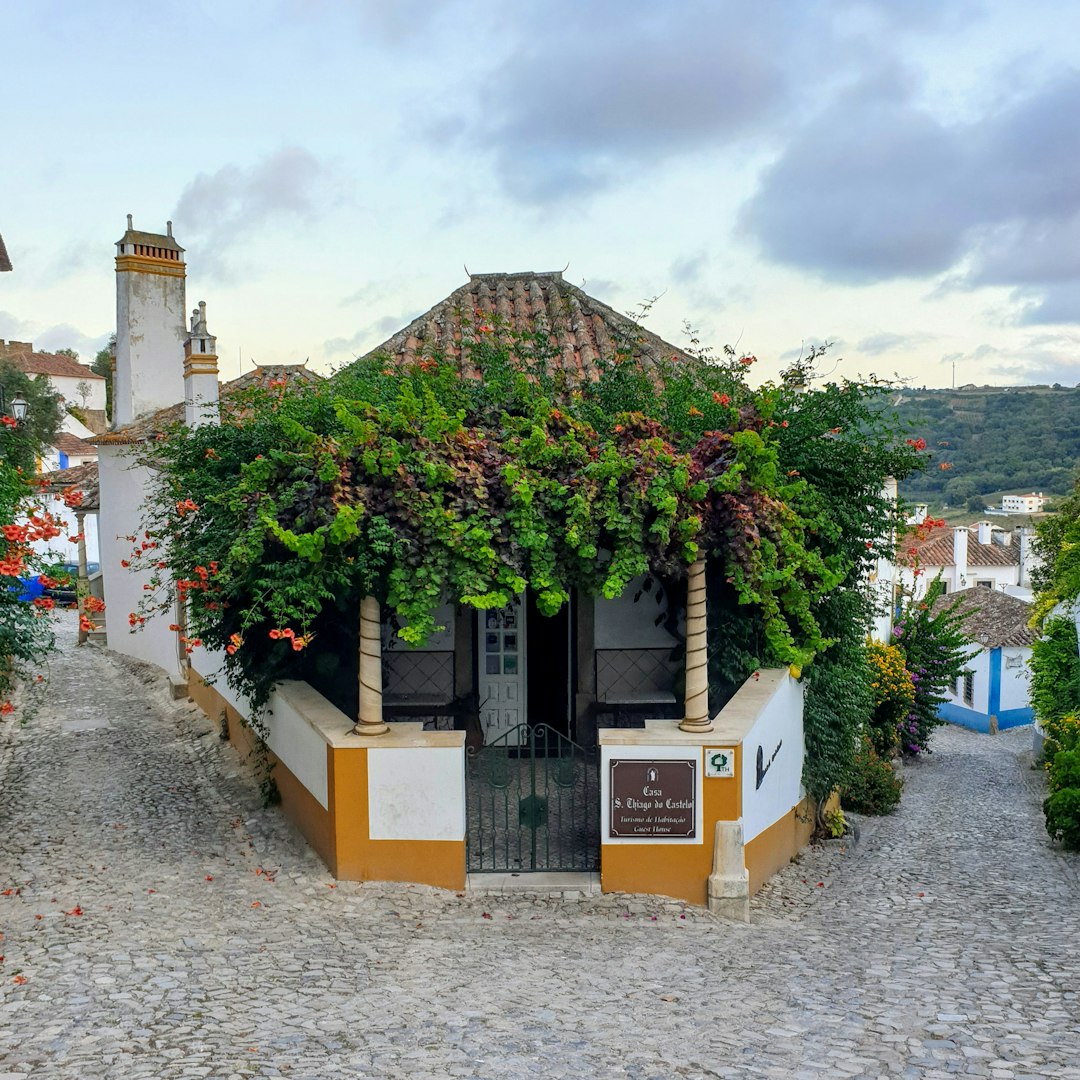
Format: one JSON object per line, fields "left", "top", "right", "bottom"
{"left": 2, "top": 350, "right": 106, "bottom": 381}
{"left": 93, "top": 364, "right": 321, "bottom": 445}
{"left": 931, "top": 587, "right": 1035, "bottom": 649}
{"left": 904, "top": 524, "right": 1020, "bottom": 568}
{"left": 53, "top": 432, "right": 98, "bottom": 458}
{"left": 0, "top": 233, "right": 11, "bottom": 272}
{"left": 356, "top": 271, "right": 695, "bottom": 379}
{"left": 40, "top": 461, "right": 100, "bottom": 511}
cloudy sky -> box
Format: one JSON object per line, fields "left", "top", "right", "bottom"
{"left": 3, "top": 0, "right": 1080, "bottom": 387}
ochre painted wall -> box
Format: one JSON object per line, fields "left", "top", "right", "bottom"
{"left": 189, "top": 669, "right": 465, "bottom": 891}
{"left": 745, "top": 797, "right": 815, "bottom": 895}
{"left": 601, "top": 744, "right": 743, "bottom": 907}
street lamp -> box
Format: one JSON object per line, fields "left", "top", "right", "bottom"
{"left": 0, "top": 385, "right": 29, "bottom": 423}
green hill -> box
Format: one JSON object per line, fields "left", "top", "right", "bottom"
{"left": 879, "top": 384, "right": 1080, "bottom": 508}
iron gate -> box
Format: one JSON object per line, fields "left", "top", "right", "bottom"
{"left": 466, "top": 723, "right": 600, "bottom": 873}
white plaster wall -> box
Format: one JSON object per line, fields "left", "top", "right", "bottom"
{"left": 594, "top": 576, "right": 678, "bottom": 649}
{"left": 966, "top": 567, "right": 1020, "bottom": 589}
{"left": 952, "top": 648, "right": 990, "bottom": 713}
{"left": 1000, "top": 647, "right": 1033, "bottom": 712}
{"left": 600, "top": 744, "right": 704, "bottom": 846}
{"left": 98, "top": 448, "right": 183, "bottom": 680}
{"left": 193, "top": 650, "right": 333, "bottom": 810}
{"left": 367, "top": 747, "right": 465, "bottom": 840}
{"left": 115, "top": 267, "right": 186, "bottom": 425}
{"left": 740, "top": 675, "right": 805, "bottom": 844}
{"left": 60, "top": 413, "right": 98, "bottom": 441}
{"left": 49, "top": 372, "right": 106, "bottom": 411}
{"left": 28, "top": 498, "right": 100, "bottom": 566}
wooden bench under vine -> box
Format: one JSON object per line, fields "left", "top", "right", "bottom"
{"left": 129, "top": 322, "right": 924, "bottom": 784}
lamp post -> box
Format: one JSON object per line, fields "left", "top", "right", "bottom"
{"left": 0, "top": 385, "right": 29, "bottom": 422}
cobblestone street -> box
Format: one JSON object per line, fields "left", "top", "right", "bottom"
{"left": 1, "top": 615, "right": 1078, "bottom": 1079}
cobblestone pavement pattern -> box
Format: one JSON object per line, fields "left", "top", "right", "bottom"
{"left": 2, "top": 616, "right": 1079, "bottom": 1079}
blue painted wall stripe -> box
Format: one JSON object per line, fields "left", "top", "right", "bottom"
{"left": 988, "top": 647, "right": 1002, "bottom": 718}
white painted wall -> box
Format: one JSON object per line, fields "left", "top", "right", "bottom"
{"left": 740, "top": 675, "right": 805, "bottom": 844}
{"left": 896, "top": 563, "right": 1020, "bottom": 602}
{"left": 28, "top": 497, "right": 100, "bottom": 566}
{"left": 595, "top": 576, "right": 678, "bottom": 649}
{"left": 1000, "top": 647, "right": 1033, "bottom": 712}
{"left": 48, "top": 372, "right": 106, "bottom": 411}
{"left": 193, "top": 649, "right": 333, "bottom": 810}
{"left": 97, "top": 447, "right": 183, "bottom": 681}
{"left": 367, "top": 747, "right": 465, "bottom": 840}
{"left": 114, "top": 260, "right": 187, "bottom": 426}
{"left": 943, "top": 645, "right": 989, "bottom": 713}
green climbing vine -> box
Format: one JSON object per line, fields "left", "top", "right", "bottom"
{"left": 128, "top": 322, "right": 924, "bottom": 797}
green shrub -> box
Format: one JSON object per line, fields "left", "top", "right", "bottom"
{"left": 1049, "top": 748, "right": 1080, "bottom": 791}
{"left": 841, "top": 733, "right": 903, "bottom": 815}
{"left": 1044, "top": 786, "right": 1080, "bottom": 850}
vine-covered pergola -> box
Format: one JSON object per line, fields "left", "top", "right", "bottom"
{"left": 129, "top": 274, "right": 923, "bottom": 791}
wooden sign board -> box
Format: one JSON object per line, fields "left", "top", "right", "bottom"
{"left": 609, "top": 758, "right": 696, "bottom": 838}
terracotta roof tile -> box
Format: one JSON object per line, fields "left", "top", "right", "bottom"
{"left": 357, "top": 272, "right": 694, "bottom": 378}
{"left": 904, "top": 524, "right": 1020, "bottom": 568}
{"left": 93, "top": 364, "right": 321, "bottom": 445}
{"left": 931, "top": 587, "right": 1035, "bottom": 648}
{"left": 2, "top": 351, "right": 106, "bottom": 381}
{"left": 40, "top": 461, "right": 100, "bottom": 511}
{"left": 53, "top": 432, "right": 98, "bottom": 457}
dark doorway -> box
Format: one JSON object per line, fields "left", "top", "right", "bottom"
{"left": 525, "top": 592, "right": 571, "bottom": 737}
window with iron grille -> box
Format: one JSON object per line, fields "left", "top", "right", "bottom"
{"left": 963, "top": 671, "right": 975, "bottom": 706}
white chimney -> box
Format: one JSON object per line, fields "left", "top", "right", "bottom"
{"left": 183, "top": 300, "right": 220, "bottom": 428}
{"left": 953, "top": 527, "right": 969, "bottom": 589}
{"left": 1001, "top": 528, "right": 1012, "bottom": 547}
{"left": 113, "top": 216, "right": 187, "bottom": 427}
{"left": 913, "top": 504, "right": 928, "bottom": 525}
{"left": 977, "top": 520, "right": 992, "bottom": 545}
{"left": 1018, "top": 527, "right": 1035, "bottom": 588}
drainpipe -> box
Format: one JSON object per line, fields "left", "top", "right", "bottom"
{"left": 354, "top": 595, "right": 389, "bottom": 735}
{"left": 679, "top": 555, "right": 713, "bottom": 733}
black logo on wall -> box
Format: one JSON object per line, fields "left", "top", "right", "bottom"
{"left": 755, "top": 740, "right": 783, "bottom": 790}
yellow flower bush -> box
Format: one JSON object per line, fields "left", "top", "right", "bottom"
{"left": 866, "top": 640, "right": 915, "bottom": 756}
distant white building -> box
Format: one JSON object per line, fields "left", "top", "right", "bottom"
{"left": 1001, "top": 492, "right": 1046, "bottom": 513}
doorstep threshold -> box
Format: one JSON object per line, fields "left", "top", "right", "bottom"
{"left": 467, "top": 871, "right": 601, "bottom": 895}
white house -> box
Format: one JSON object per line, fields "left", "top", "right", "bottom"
{"left": 932, "top": 587, "right": 1035, "bottom": 733}
{"left": 897, "top": 520, "right": 1039, "bottom": 599}
{"left": 0, "top": 341, "right": 107, "bottom": 432}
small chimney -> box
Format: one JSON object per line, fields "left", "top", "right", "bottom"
{"left": 183, "top": 300, "right": 220, "bottom": 428}
{"left": 1018, "top": 527, "right": 1036, "bottom": 588}
{"left": 913, "top": 504, "right": 928, "bottom": 525}
{"left": 953, "top": 527, "right": 969, "bottom": 589}
{"left": 977, "top": 521, "right": 992, "bottom": 545}
{"left": 1001, "top": 528, "right": 1012, "bottom": 547}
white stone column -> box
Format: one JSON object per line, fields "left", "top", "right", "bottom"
{"left": 679, "top": 555, "right": 713, "bottom": 733}
{"left": 354, "top": 595, "right": 388, "bottom": 735}
{"left": 76, "top": 511, "right": 89, "bottom": 645}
